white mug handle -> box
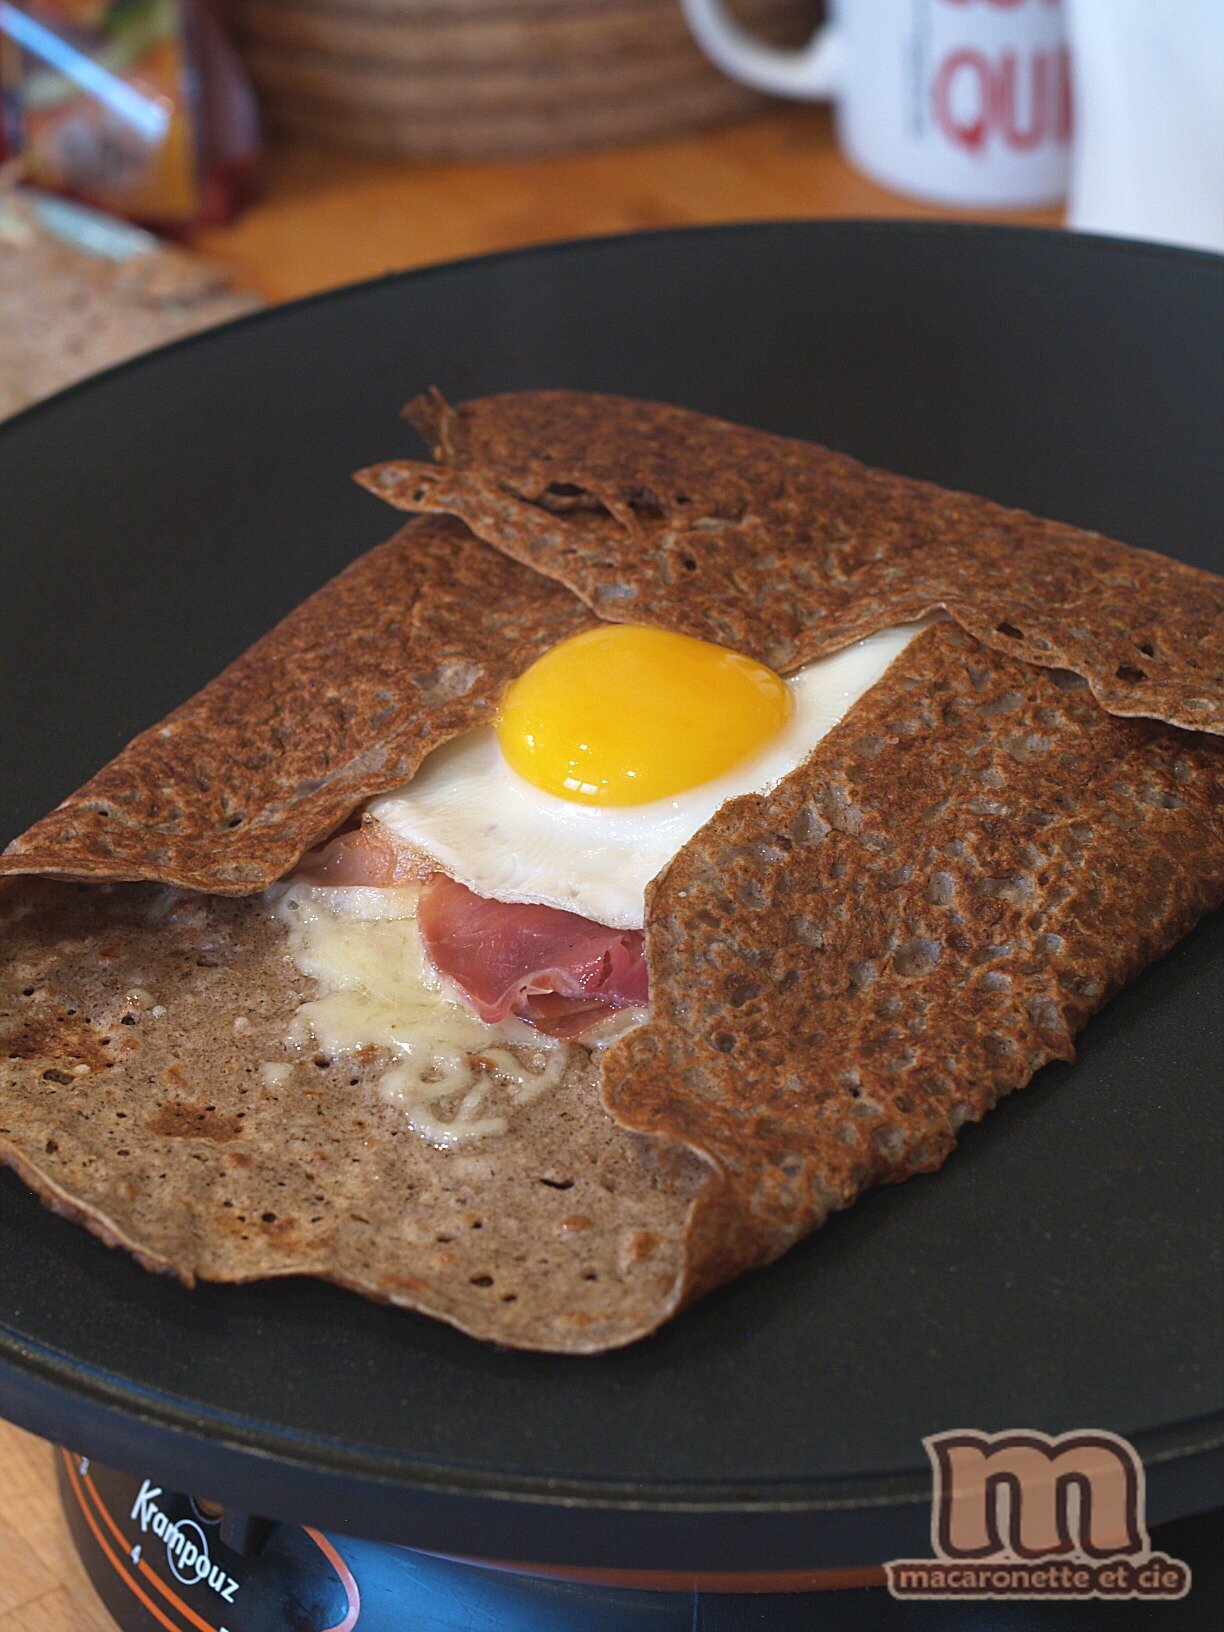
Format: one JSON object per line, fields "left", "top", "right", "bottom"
{"left": 680, "top": 0, "right": 842, "bottom": 100}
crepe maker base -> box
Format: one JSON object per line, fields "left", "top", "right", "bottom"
{"left": 0, "top": 223, "right": 1221, "bottom": 1578}
{"left": 52, "top": 1451, "right": 1224, "bottom": 1631}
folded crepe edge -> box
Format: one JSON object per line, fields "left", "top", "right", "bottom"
{"left": 1, "top": 395, "right": 1221, "bottom": 1350}
{"left": 355, "top": 388, "right": 1223, "bottom": 740}
{"left": 0, "top": 1128, "right": 706, "bottom": 1355}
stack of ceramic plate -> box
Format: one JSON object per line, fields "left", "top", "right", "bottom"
{"left": 219, "top": 0, "right": 817, "bottom": 158}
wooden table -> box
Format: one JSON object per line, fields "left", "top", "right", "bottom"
{"left": 195, "top": 105, "right": 1057, "bottom": 303}
{"left": 0, "top": 106, "right": 1058, "bottom": 1631}
{"left": 0, "top": 1427, "right": 116, "bottom": 1632}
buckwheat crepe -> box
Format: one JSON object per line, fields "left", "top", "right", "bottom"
{"left": 2, "top": 393, "right": 1221, "bottom": 1351}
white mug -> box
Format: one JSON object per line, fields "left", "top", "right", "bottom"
{"left": 1065, "top": 0, "right": 1224, "bottom": 254}
{"left": 681, "top": 0, "right": 1071, "bottom": 208}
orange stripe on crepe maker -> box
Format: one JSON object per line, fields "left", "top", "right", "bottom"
{"left": 439, "top": 1551, "right": 888, "bottom": 1593}
{"left": 62, "top": 1450, "right": 203, "bottom": 1632}
{"left": 305, "top": 1528, "right": 362, "bottom": 1632}
{"left": 70, "top": 1450, "right": 219, "bottom": 1632}
{"left": 65, "top": 1449, "right": 362, "bottom": 1632}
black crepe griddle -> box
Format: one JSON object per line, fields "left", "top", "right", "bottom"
{"left": 0, "top": 223, "right": 1220, "bottom": 1576}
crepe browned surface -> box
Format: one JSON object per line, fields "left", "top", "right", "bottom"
{"left": 603, "top": 622, "right": 1224, "bottom": 1304}
{"left": 359, "top": 390, "right": 1223, "bottom": 733}
{"left": 0, "top": 879, "right": 706, "bottom": 1351}
{"left": 2, "top": 629, "right": 1219, "bottom": 1347}
{"left": 0, "top": 516, "right": 595, "bottom": 893}
{"left": 2, "top": 394, "right": 1222, "bottom": 1351}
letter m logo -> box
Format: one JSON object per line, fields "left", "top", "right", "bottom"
{"left": 926, "top": 1430, "right": 1146, "bottom": 1561}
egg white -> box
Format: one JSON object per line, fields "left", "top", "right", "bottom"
{"left": 368, "top": 623, "right": 926, "bottom": 931}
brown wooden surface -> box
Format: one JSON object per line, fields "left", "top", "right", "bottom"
{"left": 195, "top": 106, "right": 1058, "bottom": 302}
{"left": 0, "top": 108, "right": 1059, "bottom": 1629}
{"left": 0, "top": 1425, "right": 116, "bottom": 1631}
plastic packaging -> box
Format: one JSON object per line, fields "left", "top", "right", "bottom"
{"left": 0, "top": 0, "right": 258, "bottom": 227}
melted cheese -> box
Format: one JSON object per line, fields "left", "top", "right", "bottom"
{"left": 276, "top": 881, "right": 565, "bottom": 1148}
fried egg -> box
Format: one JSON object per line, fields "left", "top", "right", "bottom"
{"left": 368, "top": 622, "right": 925, "bottom": 931}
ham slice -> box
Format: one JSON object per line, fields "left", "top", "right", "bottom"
{"left": 296, "top": 823, "right": 421, "bottom": 887}
{"left": 418, "top": 874, "right": 648, "bottom": 1039}
{"left": 295, "top": 826, "right": 649, "bottom": 1038}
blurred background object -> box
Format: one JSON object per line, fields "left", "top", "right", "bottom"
{"left": 0, "top": 184, "right": 259, "bottom": 415}
{"left": 1064, "top": 0, "right": 1224, "bottom": 254}
{"left": 215, "top": 0, "right": 820, "bottom": 158}
{"left": 0, "top": 0, "right": 259, "bottom": 226}
{"left": 682, "top": 0, "right": 1071, "bottom": 207}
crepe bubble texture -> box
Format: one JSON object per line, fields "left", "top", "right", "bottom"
{"left": 2, "top": 394, "right": 1221, "bottom": 1350}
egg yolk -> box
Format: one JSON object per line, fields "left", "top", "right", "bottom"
{"left": 496, "top": 625, "right": 792, "bottom": 805}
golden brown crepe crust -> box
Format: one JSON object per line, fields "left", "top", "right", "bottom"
{"left": 358, "top": 390, "right": 1223, "bottom": 735}
{"left": 2, "top": 392, "right": 1222, "bottom": 1351}
{"left": 600, "top": 623, "right": 1224, "bottom": 1307}
{"left": 0, "top": 878, "right": 706, "bottom": 1351}
{"left": 0, "top": 516, "right": 597, "bottom": 893}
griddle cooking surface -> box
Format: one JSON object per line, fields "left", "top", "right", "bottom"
{"left": 0, "top": 224, "right": 1220, "bottom": 1568}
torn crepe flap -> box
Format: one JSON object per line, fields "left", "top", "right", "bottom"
{"left": 361, "top": 389, "right": 1223, "bottom": 733}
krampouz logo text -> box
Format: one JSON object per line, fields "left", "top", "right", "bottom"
{"left": 130, "top": 1480, "right": 240, "bottom": 1603}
